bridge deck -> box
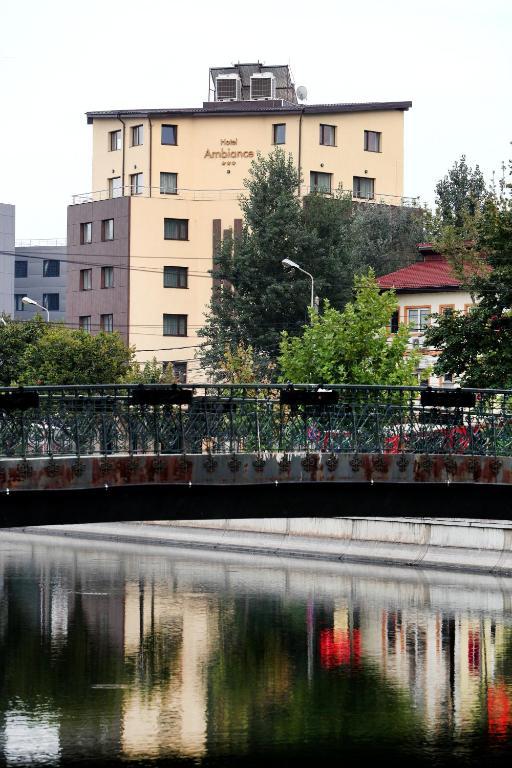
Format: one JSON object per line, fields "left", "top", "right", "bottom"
{"left": 1, "top": 383, "right": 512, "bottom": 525}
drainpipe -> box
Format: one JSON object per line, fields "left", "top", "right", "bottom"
{"left": 148, "top": 114, "right": 153, "bottom": 197}
{"left": 118, "top": 113, "right": 126, "bottom": 195}
{"left": 297, "top": 106, "right": 305, "bottom": 196}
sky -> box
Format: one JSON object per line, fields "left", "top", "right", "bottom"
{"left": 1, "top": 0, "right": 511, "bottom": 240}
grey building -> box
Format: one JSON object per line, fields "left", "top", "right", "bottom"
{"left": 14, "top": 243, "right": 67, "bottom": 323}
{"left": 0, "top": 204, "right": 15, "bottom": 317}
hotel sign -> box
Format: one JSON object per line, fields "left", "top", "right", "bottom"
{"left": 204, "top": 139, "right": 254, "bottom": 166}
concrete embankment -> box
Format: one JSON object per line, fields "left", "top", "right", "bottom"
{"left": 11, "top": 516, "right": 512, "bottom": 575}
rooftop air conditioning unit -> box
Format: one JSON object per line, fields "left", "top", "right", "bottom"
{"left": 215, "top": 75, "right": 241, "bottom": 102}
{"left": 250, "top": 73, "right": 276, "bottom": 100}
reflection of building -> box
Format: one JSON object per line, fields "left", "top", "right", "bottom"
{"left": 122, "top": 583, "right": 218, "bottom": 759}
{"left": 323, "top": 601, "right": 509, "bottom": 736}
{"left": 68, "top": 62, "right": 412, "bottom": 377}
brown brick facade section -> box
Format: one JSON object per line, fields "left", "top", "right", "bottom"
{"left": 67, "top": 198, "right": 130, "bottom": 343}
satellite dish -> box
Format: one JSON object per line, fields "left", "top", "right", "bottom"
{"left": 296, "top": 85, "right": 308, "bottom": 102}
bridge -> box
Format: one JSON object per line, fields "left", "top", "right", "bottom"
{"left": 1, "top": 383, "right": 512, "bottom": 526}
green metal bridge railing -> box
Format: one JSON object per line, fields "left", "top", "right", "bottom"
{"left": 0, "top": 383, "right": 511, "bottom": 459}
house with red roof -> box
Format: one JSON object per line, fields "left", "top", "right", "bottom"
{"left": 377, "top": 244, "right": 475, "bottom": 384}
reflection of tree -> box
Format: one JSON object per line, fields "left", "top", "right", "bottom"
{"left": 207, "top": 598, "right": 424, "bottom": 759}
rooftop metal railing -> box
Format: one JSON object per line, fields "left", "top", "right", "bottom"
{"left": 71, "top": 186, "right": 421, "bottom": 208}
{"left": 15, "top": 238, "right": 67, "bottom": 248}
{"left": 0, "top": 383, "right": 510, "bottom": 459}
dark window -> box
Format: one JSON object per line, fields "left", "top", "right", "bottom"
{"left": 100, "top": 314, "right": 113, "bottom": 332}
{"left": 162, "top": 124, "right": 177, "bottom": 145}
{"left": 390, "top": 310, "right": 399, "bottom": 334}
{"left": 160, "top": 172, "right": 178, "bottom": 194}
{"left": 163, "top": 314, "right": 187, "bottom": 336}
{"left": 80, "top": 222, "right": 92, "bottom": 244}
{"left": 273, "top": 124, "right": 286, "bottom": 144}
{"left": 310, "top": 171, "right": 332, "bottom": 193}
{"left": 43, "top": 259, "right": 60, "bottom": 277}
{"left": 15, "top": 261, "right": 27, "bottom": 278}
{"left": 319, "top": 124, "right": 336, "bottom": 146}
{"left": 43, "top": 293, "right": 59, "bottom": 311}
{"left": 164, "top": 266, "right": 188, "bottom": 288}
{"left": 101, "top": 266, "right": 114, "bottom": 288}
{"left": 164, "top": 218, "right": 188, "bottom": 240}
{"left": 14, "top": 294, "right": 26, "bottom": 311}
{"left": 364, "top": 130, "right": 381, "bottom": 152}
{"left": 131, "top": 124, "right": 143, "bottom": 146}
{"left": 79, "top": 316, "right": 91, "bottom": 332}
{"left": 101, "top": 219, "right": 114, "bottom": 241}
{"left": 80, "top": 269, "right": 92, "bottom": 291}
{"left": 130, "top": 172, "right": 143, "bottom": 195}
{"left": 353, "top": 176, "right": 375, "bottom": 199}
{"left": 109, "top": 130, "right": 122, "bottom": 151}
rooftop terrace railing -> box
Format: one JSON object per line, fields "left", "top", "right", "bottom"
{"left": 0, "top": 384, "right": 511, "bottom": 460}
{"left": 71, "top": 186, "right": 421, "bottom": 208}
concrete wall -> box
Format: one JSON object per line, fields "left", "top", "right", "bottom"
{"left": 0, "top": 203, "right": 15, "bottom": 317}
{"left": 67, "top": 197, "right": 130, "bottom": 342}
{"left": 146, "top": 516, "right": 512, "bottom": 574}
{"left": 91, "top": 110, "right": 406, "bottom": 203}
{"left": 14, "top": 245, "right": 67, "bottom": 323}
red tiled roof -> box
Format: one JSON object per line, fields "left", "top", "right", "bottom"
{"left": 377, "top": 257, "right": 462, "bottom": 291}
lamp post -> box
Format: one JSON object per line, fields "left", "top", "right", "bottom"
{"left": 22, "top": 296, "right": 49, "bottom": 322}
{"left": 282, "top": 258, "right": 315, "bottom": 310}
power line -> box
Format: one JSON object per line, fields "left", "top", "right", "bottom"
{"left": 2, "top": 249, "right": 216, "bottom": 278}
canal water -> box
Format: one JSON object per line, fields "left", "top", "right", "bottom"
{"left": 1, "top": 533, "right": 512, "bottom": 766}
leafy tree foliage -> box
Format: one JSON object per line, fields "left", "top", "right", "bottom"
{"left": 0, "top": 315, "right": 48, "bottom": 386}
{"left": 435, "top": 154, "right": 487, "bottom": 230}
{"left": 0, "top": 320, "right": 135, "bottom": 385}
{"left": 124, "top": 357, "right": 178, "bottom": 384}
{"left": 220, "top": 342, "right": 270, "bottom": 384}
{"left": 199, "top": 149, "right": 426, "bottom": 380}
{"left": 349, "top": 202, "right": 426, "bottom": 275}
{"left": 278, "top": 272, "right": 420, "bottom": 385}
{"left": 426, "top": 187, "right": 512, "bottom": 387}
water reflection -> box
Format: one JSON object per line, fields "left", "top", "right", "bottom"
{"left": 0, "top": 533, "right": 512, "bottom": 765}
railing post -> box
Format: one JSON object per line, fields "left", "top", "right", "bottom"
{"left": 179, "top": 405, "right": 187, "bottom": 454}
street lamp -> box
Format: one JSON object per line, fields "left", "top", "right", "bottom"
{"left": 22, "top": 296, "right": 49, "bottom": 322}
{"left": 282, "top": 258, "right": 315, "bottom": 310}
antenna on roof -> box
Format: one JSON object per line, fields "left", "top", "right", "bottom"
{"left": 296, "top": 85, "right": 308, "bottom": 102}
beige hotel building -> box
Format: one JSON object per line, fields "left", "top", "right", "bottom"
{"left": 67, "top": 63, "right": 412, "bottom": 381}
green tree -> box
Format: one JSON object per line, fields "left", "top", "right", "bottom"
{"left": 278, "top": 271, "right": 420, "bottom": 385}
{"left": 199, "top": 150, "right": 324, "bottom": 378}
{"left": 425, "top": 187, "right": 512, "bottom": 387}
{"left": 124, "top": 357, "right": 178, "bottom": 384}
{"left": 349, "top": 202, "right": 427, "bottom": 276}
{"left": 435, "top": 154, "right": 487, "bottom": 231}
{"left": 221, "top": 342, "right": 268, "bottom": 384}
{"left": 0, "top": 315, "right": 48, "bottom": 385}
{"left": 17, "top": 326, "right": 135, "bottom": 385}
